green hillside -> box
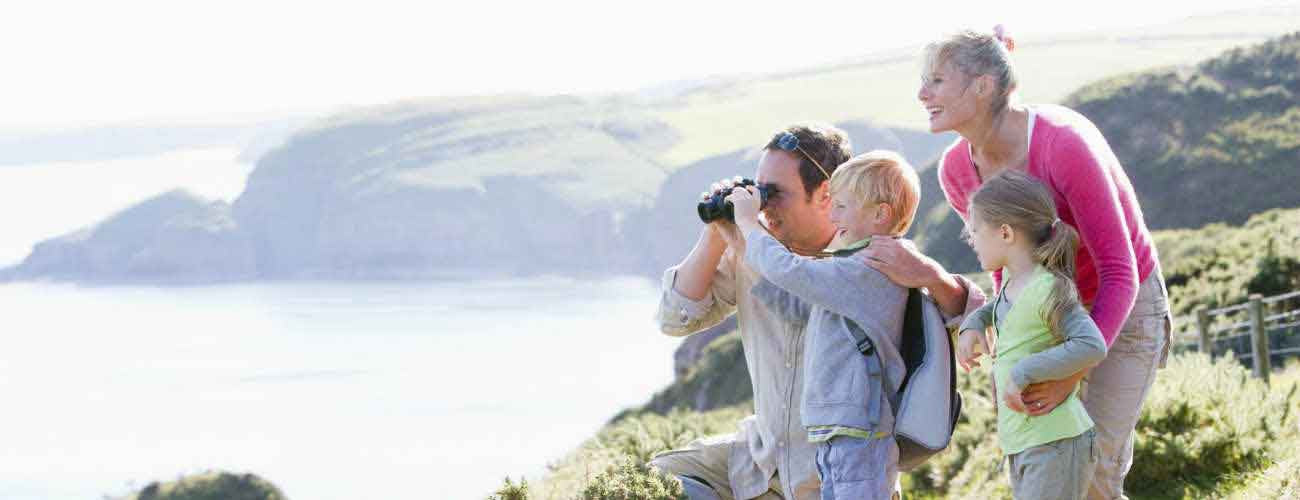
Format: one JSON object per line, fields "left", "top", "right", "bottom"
{"left": 501, "top": 352, "right": 1300, "bottom": 499}
{"left": 651, "top": 7, "right": 1300, "bottom": 167}
{"left": 497, "top": 206, "right": 1300, "bottom": 498}
{"left": 1156, "top": 207, "right": 1300, "bottom": 319}
{"left": 621, "top": 206, "right": 1300, "bottom": 421}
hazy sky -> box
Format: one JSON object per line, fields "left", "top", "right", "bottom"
{"left": 6, "top": 0, "right": 1296, "bottom": 130}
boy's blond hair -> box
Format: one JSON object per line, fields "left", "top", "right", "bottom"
{"left": 829, "top": 150, "right": 921, "bottom": 236}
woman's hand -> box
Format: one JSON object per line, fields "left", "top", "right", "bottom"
{"left": 859, "top": 238, "right": 969, "bottom": 317}
{"left": 1020, "top": 371, "right": 1086, "bottom": 416}
{"left": 858, "top": 238, "right": 945, "bottom": 288}
{"left": 1002, "top": 378, "right": 1029, "bottom": 413}
{"left": 956, "top": 329, "right": 992, "bottom": 372}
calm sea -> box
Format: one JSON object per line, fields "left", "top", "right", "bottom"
{"left": 0, "top": 277, "right": 678, "bottom": 499}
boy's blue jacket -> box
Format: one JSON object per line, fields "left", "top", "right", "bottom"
{"left": 745, "top": 229, "right": 907, "bottom": 434}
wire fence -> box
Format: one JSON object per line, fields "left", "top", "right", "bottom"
{"left": 1170, "top": 290, "right": 1300, "bottom": 384}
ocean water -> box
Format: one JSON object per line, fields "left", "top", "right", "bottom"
{"left": 0, "top": 277, "right": 679, "bottom": 499}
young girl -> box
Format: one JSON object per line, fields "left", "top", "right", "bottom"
{"left": 956, "top": 170, "right": 1107, "bottom": 500}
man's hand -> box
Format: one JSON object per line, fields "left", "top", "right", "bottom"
{"left": 956, "top": 328, "right": 992, "bottom": 372}
{"left": 712, "top": 220, "right": 744, "bottom": 252}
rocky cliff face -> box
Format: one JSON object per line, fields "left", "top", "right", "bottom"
{"left": 3, "top": 190, "right": 256, "bottom": 284}
{"left": 230, "top": 96, "right": 676, "bottom": 280}
{"left": 3, "top": 96, "right": 949, "bottom": 284}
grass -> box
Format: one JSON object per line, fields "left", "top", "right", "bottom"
{"left": 501, "top": 353, "right": 1300, "bottom": 500}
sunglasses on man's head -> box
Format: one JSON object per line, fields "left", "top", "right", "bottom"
{"left": 775, "top": 132, "right": 831, "bottom": 180}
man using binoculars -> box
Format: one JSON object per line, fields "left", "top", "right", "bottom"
{"left": 651, "top": 123, "right": 983, "bottom": 500}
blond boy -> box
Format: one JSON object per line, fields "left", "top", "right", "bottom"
{"left": 727, "top": 150, "right": 920, "bottom": 499}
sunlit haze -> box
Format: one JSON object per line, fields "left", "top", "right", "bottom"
{"left": 6, "top": 0, "right": 1295, "bottom": 130}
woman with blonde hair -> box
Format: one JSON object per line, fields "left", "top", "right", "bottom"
{"left": 859, "top": 26, "right": 1171, "bottom": 499}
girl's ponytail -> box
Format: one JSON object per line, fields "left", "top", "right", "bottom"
{"left": 1033, "top": 218, "right": 1080, "bottom": 339}
{"left": 970, "top": 170, "right": 1083, "bottom": 340}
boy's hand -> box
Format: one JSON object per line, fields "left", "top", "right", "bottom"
{"left": 956, "top": 328, "right": 991, "bottom": 372}
{"left": 726, "top": 185, "right": 762, "bottom": 230}
{"left": 702, "top": 178, "right": 746, "bottom": 249}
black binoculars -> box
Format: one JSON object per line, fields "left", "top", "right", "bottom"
{"left": 697, "top": 177, "right": 771, "bottom": 223}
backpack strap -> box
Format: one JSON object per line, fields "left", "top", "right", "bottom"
{"left": 845, "top": 288, "right": 927, "bottom": 416}
{"left": 847, "top": 319, "right": 876, "bottom": 356}
{"left": 897, "top": 287, "right": 927, "bottom": 393}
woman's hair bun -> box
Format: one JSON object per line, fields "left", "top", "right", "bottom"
{"left": 992, "top": 24, "right": 1016, "bottom": 52}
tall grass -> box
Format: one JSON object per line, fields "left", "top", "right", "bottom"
{"left": 502, "top": 354, "right": 1300, "bottom": 499}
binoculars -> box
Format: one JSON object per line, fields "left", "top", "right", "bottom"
{"left": 697, "top": 177, "right": 771, "bottom": 224}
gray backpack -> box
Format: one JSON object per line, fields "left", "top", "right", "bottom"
{"left": 847, "top": 288, "right": 962, "bottom": 471}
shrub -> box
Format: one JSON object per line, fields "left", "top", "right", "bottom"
{"left": 127, "top": 471, "right": 285, "bottom": 500}
{"left": 1127, "top": 353, "right": 1299, "bottom": 498}
{"left": 487, "top": 477, "right": 530, "bottom": 500}
{"left": 578, "top": 461, "right": 684, "bottom": 500}
{"left": 523, "top": 405, "right": 748, "bottom": 498}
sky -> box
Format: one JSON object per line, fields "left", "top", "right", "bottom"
{"left": 4, "top": 0, "right": 1297, "bottom": 130}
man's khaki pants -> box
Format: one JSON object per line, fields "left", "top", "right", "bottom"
{"left": 649, "top": 433, "right": 785, "bottom": 500}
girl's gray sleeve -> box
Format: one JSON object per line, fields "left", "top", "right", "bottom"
{"left": 958, "top": 301, "right": 996, "bottom": 334}
{"left": 1010, "top": 305, "right": 1108, "bottom": 388}
{"left": 751, "top": 277, "right": 811, "bottom": 327}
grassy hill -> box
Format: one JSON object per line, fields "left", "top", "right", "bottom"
{"left": 496, "top": 202, "right": 1300, "bottom": 498}
{"left": 14, "top": 8, "right": 1300, "bottom": 285}
{"left": 650, "top": 6, "right": 1300, "bottom": 168}
{"left": 1156, "top": 207, "right": 1300, "bottom": 324}
{"left": 499, "top": 351, "right": 1300, "bottom": 499}
{"left": 496, "top": 26, "right": 1300, "bottom": 498}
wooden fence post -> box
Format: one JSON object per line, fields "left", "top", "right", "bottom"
{"left": 1196, "top": 308, "right": 1212, "bottom": 356}
{"left": 1249, "top": 294, "right": 1271, "bottom": 383}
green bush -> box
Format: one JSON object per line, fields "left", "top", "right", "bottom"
{"left": 1247, "top": 246, "right": 1300, "bottom": 297}
{"left": 523, "top": 405, "right": 748, "bottom": 498}
{"left": 126, "top": 471, "right": 285, "bottom": 500}
{"left": 1128, "top": 353, "right": 1298, "bottom": 498}
{"left": 505, "top": 353, "right": 1300, "bottom": 500}
{"left": 488, "top": 477, "right": 530, "bottom": 500}
{"left": 1155, "top": 207, "right": 1300, "bottom": 319}
{"left": 1223, "top": 454, "right": 1300, "bottom": 499}
{"left": 578, "top": 462, "right": 684, "bottom": 500}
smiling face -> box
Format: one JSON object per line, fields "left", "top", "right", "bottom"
{"left": 829, "top": 191, "right": 891, "bottom": 244}
{"left": 918, "top": 59, "right": 980, "bottom": 134}
{"left": 755, "top": 150, "right": 833, "bottom": 250}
